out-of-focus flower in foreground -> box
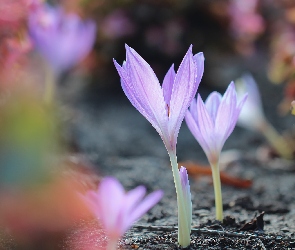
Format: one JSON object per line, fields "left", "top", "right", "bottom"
{"left": 236, "top": 74, "right": 294, "bottom": 159}
{"left": 185, "top": 82, "right": 247, "bottom": 221}
{"left": 114, "top": 45, "right": 204, "bottom": 247}
{"left": 28, "top": 3, "right": 96, "bottom": 75}
{"left": 84, "top": 177, "right": 163, "bottom": 250}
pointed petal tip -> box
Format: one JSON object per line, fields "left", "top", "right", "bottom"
{"left": 194, "top": 52, "right": 205, "bottom": 61}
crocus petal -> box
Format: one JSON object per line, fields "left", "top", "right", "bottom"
{"left": 162, "top": 64, "right": 175, "bottom": 107}
{"left": 193, "top": 52, "right": 205, "bottom": 85}
{"left": 195, "top": 94, "right": 216, "bottom": 155}
{"left": 204, "top": 92, "right": 222, "bottom": 122}
{"left": 124, "top": 45, "right": 169, "bottom": 140}
{"left": 214, "top": 82, "right": 237, "bottom": 147}
{"left": 120, "top": 186, "right": 146, "bottom": 234}
{"left": 97, "top": 177, "right": 125, "bottom": 234}
{"left": 114, "top": 60, "right": 162, "bottom": 134}
{"left": 185, "top": 109, "right": 211, "bottom": 157}
{"left": 168, "top": 46, "right": 199, "bottom": 147}
{"left": 128, "top": 190, "right": 163, "bottom": 225}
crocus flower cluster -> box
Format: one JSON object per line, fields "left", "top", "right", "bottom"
{"left": 114, "top": 45, "right": 204, "bottom": 247}
{"left": 185, "top": 82, "right": 247, "bottom": 220}
{"left": 29, "top": 3, "right": 96, "bottom": 75}
{"left": 85, "top": 177, "right": 163, "bottom": 250}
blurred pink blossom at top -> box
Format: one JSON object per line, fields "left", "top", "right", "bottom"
{"left": 0, "top": 0, "right": 41, "bottom": 33}
{"left": 228, "top": 0, "right": 265, "bottom": 39}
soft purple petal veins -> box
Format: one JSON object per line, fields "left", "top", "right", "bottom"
{"left": 98, "top": 177, "right": 125, "bottom": 234}
{"left": 168, "top": 45, "right": 198, "bottom": 148}
{"left": 125, "top": 45, "right": 169, "bottom": 139}
{"left": 185, "top": 110, "right": 211, "bottom": 157}
{"left": 128, "top": 190, "right": 163, "bottom": 226}
{"left": 214, "top": 82, "right": 237, "bottom": 138}
{"left": 204, "top": 92, "right": 222, "bottom": 122}
{"left": 114, "top": 59, "right": 163, "bottom": 135}
{"left": 195, "top": 95, "right": 216, "bottom": 152}
{"left": 162, "top": 64, "right": 176, "bottom": 109}
{"left": 193, "top": 52, "right": 205, "bottom": 85}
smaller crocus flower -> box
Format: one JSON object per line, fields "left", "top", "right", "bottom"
{"left": 179, "top": 166, "right": 192, "bottom": 242}
{"left": 236, "top": 74, "right": 294, "bottom": 159}
{"left": 28, "top": 3, "right": 96, "bottom": 75}
{"left": 185, "top": 82, "right": 247, "bottom": 220}
{"left": 84, "top": 177, "right": 163, "bottom": 250}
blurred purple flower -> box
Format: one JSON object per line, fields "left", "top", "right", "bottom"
{"left": 101, "top": 10, "right": 135, "bottom": 39}
{"left": 185, "top": 82, "right": 247, "bottom": 164}
{"left": 85, "top": 177, "right": 163, "bottom": 248}
{"left": 228, "top": 0, "right": 264, "bottom": 38}
{"left": 29, "top": 4, "right": 96, "bottom": 74}
{"left": 113, "top": 45, "right": 204, "bottom": 153}
{"left": 236, "top": 74, "right": 265, "bottom": 130}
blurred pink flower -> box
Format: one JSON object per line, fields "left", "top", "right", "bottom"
{"left": 28, "top": 3, "right": 96, "bottom": 74}
{"left": 0, "top": 0, "right": 41, "bottom": 33}
{"left": 85, "top": 177, "right": 163, "bottom": 249}
{"left": 228, "top": 0, "right": 264, "bottom": 38}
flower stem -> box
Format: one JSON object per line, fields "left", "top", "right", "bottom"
{"left": 259, "top": 120, "right": 294, "bottom": 160}
{"left": 168, "top": 151, "right": 191, "bottom": 247}
{"left": 210, "top": 161, "right": 223, "bottom": 221}
{"left": 44, "top": 65, "right": 56, "bottom": 105}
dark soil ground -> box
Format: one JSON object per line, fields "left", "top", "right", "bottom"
{"left": 60, "top": 57, "right": 295, "bottom": 249}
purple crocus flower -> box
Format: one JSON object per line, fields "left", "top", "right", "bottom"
{"left": 113, "top": 45, "right": 204, "bottom": 153}
{"left": 85, "top": 177, "right": 163, "bottom": 249}
{"left": 29, "top": 4, "right": 96, "bottom": 74}
{"left": 185, "top": 82, "right": 247, "bottom": 165}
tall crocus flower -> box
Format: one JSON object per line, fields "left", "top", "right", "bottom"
{"left": 114, "top": 45, "right": 204, "bottom": 247}
{"left": 29, "top": 4, "right": 96, "bottom": 75}
{"left": 185, "top": 82, "right": 247, "bottom": 221}
{"left": 84, "top": 177, "right": 163, "bottom": 250}
{"left": 236, "top": 74, "right": 293, "bottom": 159}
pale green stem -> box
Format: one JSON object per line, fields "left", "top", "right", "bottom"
{"left": 106, "top": 239, "right": 118, "bottom": 250}
{"left": 168, "top": 150, "right": 191, "bottom": 247}
{"left": 43, "top": 65, "right": 57, "bottom": 105}
{"left": 258, "top": 120, "right": 293, "bottom": 160}
{"left": 209, "top": 160, "right": 223, "bottom": 221}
